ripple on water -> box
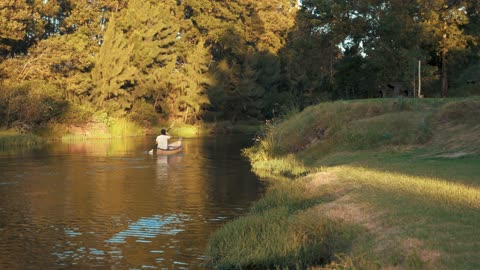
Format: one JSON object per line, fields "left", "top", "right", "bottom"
{"left": 0, "top": 137, "right": 264, "bottom": 269}
{"left": 0, "top": 181, "right": 18, "bottom": 186}
{"left": 105, "top": 214, "right": 188, "bottom": 244}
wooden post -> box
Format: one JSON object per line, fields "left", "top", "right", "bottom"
{"left": 418, "top": 60, "right": 422, "bottom": 98}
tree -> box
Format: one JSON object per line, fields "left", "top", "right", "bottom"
{"left": 0, "top": 0, "right": 31, "bottom": 57}
{"left": 118, "top": 0, "right": 178, "bottom": 115}
{"left": 90, "top": 17, "right": 137, "bottom": 113}
{"left": 169, "top": 40, "right": 212, "bottom": 123}
{"left": 177, "top": 0, "right": 297, "bottom": 120}
{"left": 419, "top": 0, "right": 476, "bottom": 97}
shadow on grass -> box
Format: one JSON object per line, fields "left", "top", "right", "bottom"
{"left": 335, "top": 166, "right": 480, "bottom": 269}
{"left": 310, "top": 150, "right": 480, "bottom": 186}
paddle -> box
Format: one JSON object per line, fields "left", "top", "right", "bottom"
{"left": 148, "top": 120, "right": 177, "bottom": 154}
{"left": 166, "top": 119, "right": 177, "bottom": 133}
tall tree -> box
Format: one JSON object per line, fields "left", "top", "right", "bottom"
{"left": 168, "top": 40, "right": 212, "bottom": 123}
{"left": 419, "top": 0, "right": 476, "bottom": 97}
{"left": 0, "top": 0, "right": 31, "bottom": 57}
{"left": 178, "top": 0, "right": 297, "bottom": 120}
{"left": 90, "top": 17, "right": 137, "bottom": 113}
{"left": 118, "top": 0, "right": 178, "bottom": 115}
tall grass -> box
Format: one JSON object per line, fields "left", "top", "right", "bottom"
{"left": 167, "top": 123, "right": 200, "bottom": 138}
{"left": 56, "top": 117, "right": 145, "bottom": 141}
{"left": 244, "top": 98, "right": 480, "bottom": 179}
{"left": 0, "top": 129, "right": 44, "bottom": 148}
{"left": 108, "top": 118, "right": 145, "bottom": 137}
{"left": 218, "top": 98, "right": 480, "bottom": 269}
{"left": 244, "top": 153, "right": 314, "bottom": 179}
{"left": 207, "top": 180, "right": 358, "bottom": 269}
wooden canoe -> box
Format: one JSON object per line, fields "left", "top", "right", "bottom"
{"left": 149, "top": 140, "right": 183, "bottom": 155}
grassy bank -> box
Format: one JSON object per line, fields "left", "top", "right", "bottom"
{"left": 0, "top": 118, "right": 261, "bottom": 146}
{"left": 0, "top": 129, "right": 44, "bottom": 148}
{"left": 208, "top": 98, "right": 480, "bottom": 269}
{"left": 41, "top": 117, "right": 147, "bottom": 141}
{"left": 207, "top": 178, "right": 360, "bottom": 269}
{"left": 2, "top": 101, "right": 262, "bottom": 145}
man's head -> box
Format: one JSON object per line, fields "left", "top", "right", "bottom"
{"left": 161, "top": 129, "right": 166, "bottom": 135}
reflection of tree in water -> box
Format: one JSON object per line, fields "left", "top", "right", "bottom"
{"left": 0, "top": 137, "right": 262, "bottom": 268}
{"left": 53, "top": 139, "right": 139, "bottom": 157}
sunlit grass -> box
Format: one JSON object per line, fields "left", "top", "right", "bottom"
{"left": 108, "top": 118, "right": 145, "bottom": 137}
{"left": 226, "top": 98, "right": 480, "bottom": 269}
{"left": 60, "top": 132, "right": 112, "bottom": 142}
{"left": 323, "top": 165, "right": 480, "bottom": 269}
{"left": 168, "top": 124, "right": 200, "bottom": 138}
{"left": 333, "top": 166, "right": 480, "bottom": 209}
{"left": 314, "top": 150, "right": 480, "bottom": 185}
{"left": 46, "top": 117, "right": 146, "bottom": 141}
{"left": 0, "top": 128, "right": 44, "bottom": 147}
{"left": 245, "top": 99, "right": 440, "bottom": 165}
{"left": 244, "top": 153, "right": 314, "bottom": 179}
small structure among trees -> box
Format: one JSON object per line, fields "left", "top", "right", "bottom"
{"left": 379, "top": 82, "right": 413, "bottom": 98}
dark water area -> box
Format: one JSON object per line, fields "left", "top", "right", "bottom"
{"left": 0, "top": 136, "right": 264, "bottom": 269}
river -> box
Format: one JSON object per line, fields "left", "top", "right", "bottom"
{"left": 0, "top": 136, "right": 264, "bottom": 269}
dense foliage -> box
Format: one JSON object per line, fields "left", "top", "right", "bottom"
{"left": 0, "top": 0, "right": 478, "bottom": 128}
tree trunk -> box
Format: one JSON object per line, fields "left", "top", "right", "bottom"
{"left": 183, "top": 107, "right": 189, "bottom": 123}
{"left": 6, "top": 100, "right": 11, "bottom": 127}
{"left": 441, "top": 50, "right": 448, "bottom": 97}
{"left": 153, "top": 91, "right": 161, "bottom": 112}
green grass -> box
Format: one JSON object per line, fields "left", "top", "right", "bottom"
{"left": 315, "top": 150, "right": 480, "bottom": 185}
{"left": 38, "top": 117, "right": 146, "bottom": 141}
{"left": 0, "top": 128, "right": 44, "bottom": 148}
{"left": 210, "top": 98, "right": 480, "bottom": 269}
{"left": 166, "top": 123, "right": 201, "bottom": 138}
{"left": 207, "top": 180, "right": 359, "bottom": 269}
{"left": 155, "top": 121, "right": 262, "bottom": 138}
{"left": 329, "top": 164, "right": 480, "bottom": 269}
{"left": 107, "top": 118, "right": 145, "bottom": 137}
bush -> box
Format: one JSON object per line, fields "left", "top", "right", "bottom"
{"left": 0, "top": 80, "right": 67, "bottom": 127}
{"left": 129, "top": 100, "right": 159, "bottom": 126}
{"left": 59, "top": 104, "right": 96, "bottom": 125}
{"left": 0, "top": 129, "right": 44, "bottom": 148}
{"left": 435, "top": 99, "right": 480, "bottom": 125}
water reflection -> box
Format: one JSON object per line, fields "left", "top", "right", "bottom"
{"left": 0, "top": 136, "right": 264, "bottom": 269}
{"left": 155, "top": 154, "right": 183, "bottom": 178}
{"left": 106, "top": 214, "right": 188, "bottom": 243}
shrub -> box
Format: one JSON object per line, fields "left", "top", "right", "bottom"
{"left": 129, "top": 100, "right": 159, "bottom": 126}
{"left": 0, "top": 129, "right": 44, "bottom": 148}
{"left": 108, "top": 118, "right": 145, "bottom": 137}
{"left": 435, "top": 99, "right": 480, "bottom": 125}
{"left": 0, "top": 80, "right": 67, "bottom": 127}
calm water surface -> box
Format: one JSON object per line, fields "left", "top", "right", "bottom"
{"left": 0, "top": 136, "right": 264, "bottom": 269}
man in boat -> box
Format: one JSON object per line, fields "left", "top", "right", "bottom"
{"left": 156, "top": 129, "right": 172, "bottom": 150}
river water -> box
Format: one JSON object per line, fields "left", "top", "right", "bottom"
{"left": 0, "top": 136, "right": 264, "bottom": 269}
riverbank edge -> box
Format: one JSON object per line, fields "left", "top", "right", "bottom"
{"left": 0, "top": 120, "right": 262, "bottom": 147}
{"left": 206, "top": 98, "right": 480, "bottom": 269}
